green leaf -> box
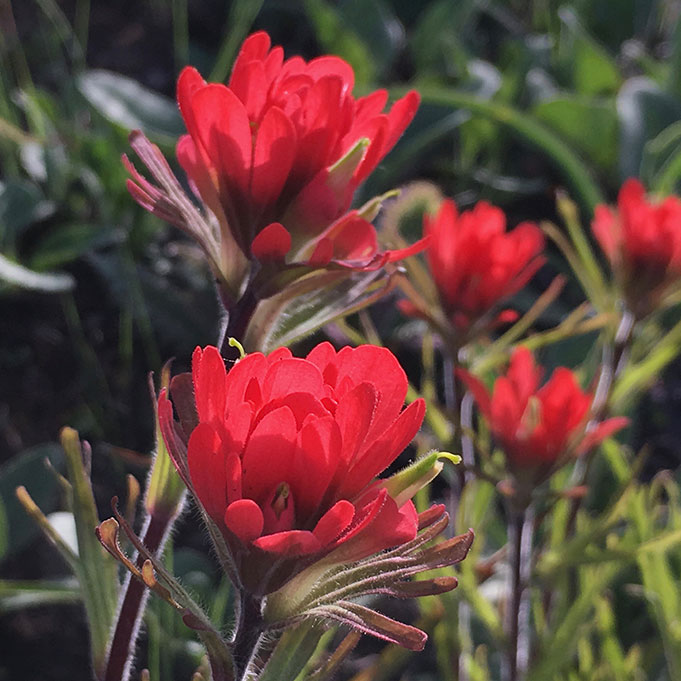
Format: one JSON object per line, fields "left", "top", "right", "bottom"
{"left": 77, "top": 70, "right": 184, "bottom": 145}
{"left": 208, "top": 0, "right": 265, "bottom": 83}
{"left": 529, "top": 563, "right": 623, "bottom": 680}
{"left": 304, "top": 0, "right": 375, "bottom": 86}
{"left": 145, "top": 363, "right": 187, "bottom": 518}
{"left": 410, "top": 0, "right": 477, "bottom": 76}
{"left": 384, "top": 451, "right": 461, "bottom": 507}
{"left": 29, "top": 223, "right": 124, "bottom": 271}
{"left": 60, "top": 428, "right": 118, "bottom": 675}
{"left": 639, "top": 121, "right": 681, "bottom": 194}
{"left": 611, "top": 314, "right": 681, "bottom": 411}
{"left": 636, "top": 540, "right": 681, "bottom": 679}
{"left": 244, "top": 269, "right": 397, "bottom": 352}
{"left": 334, "top": 0, "right": 403, "bottom": 77}
{"left": 408, "top": 85, "right": 605, "bottom": 213}
{"left": 0, "top": 252, "right": 75, "bottom": 292}
{"left": 533, "top": 96, "right": 618, "bottom": 171}
{"left": 617, "top": 77, "right": 681, "bottom": 181}
{"left": 0, "top": 444, "right": 64, "bottom": 557}
{"left": 558, "top": 8, "right": 621, "bottom": 96}
{"left": 0, "top": 578, "right": 81, "bottom": 613}
{"left": 0, "top": 179, "right": 53, "bottom": 252}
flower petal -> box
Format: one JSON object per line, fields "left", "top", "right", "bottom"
{"left": 251, "top": 107, "right": 297, "bottom": 208}
{"left": 253, "top": 529, "right": 321, "bottom": 556}
{"left": 312, "top": 499, "right": 355, "bottom": 546}
{"left": 291, "top": 415, "right": 342, "bottom": 518}
{"left": 341, "top": 399, "right": 425, "bottom": 499}
{"left": 190, "top": 84, "right": 252, "bottom": 198}
{"left": 241, "top": 405, "right": 297, "bottom": 503}
{"left": 252, "top": 222, "right": 292, "bottom": 262}
{"left": 192, "top": 346, "right": 227, "bottom": 424}
{"left": 187, "top": 422, "right": 227, "bottom": 521}
{"left": 224, "top": 499, "right": 264, "bottom": 544}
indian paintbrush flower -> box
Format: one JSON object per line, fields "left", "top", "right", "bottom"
{"left": 155, "top": 342, "right": 473, "bottom": 652}
{"left": 160, "top": 342, "right": 436, "bottom": 594}
{"left": 458, "top": 347, "right": 627, "bottom": 484}
{"left": 175, "top": 32, "right": 419, "bottom": 257}
{"left": 423, "top": 199, "right": 545, "bottom": 338}
{"left": 592, "top": 178, "right": 681, "bottom": 318}
{"left": 124, "top": 32, "right": 424, "bottom": 313}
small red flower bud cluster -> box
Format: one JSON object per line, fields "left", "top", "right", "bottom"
{"left": 424, "top": 200, "right": 545, "bottom": 335}
{"left": 458, "top": 348, "right": 627, "bottom": 475}
{"left": 592, "top": 178, "right": 681, "bottom": 317}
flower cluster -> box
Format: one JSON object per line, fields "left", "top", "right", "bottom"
{"left": 117, "top": 32, "right": 476, "bottom": 659}
{"left": 160, "top": 343, "right": 432, "bottom": 594}
{"left": 125, "top": 32, "right": 424, "bottom": 320}
{"left": 458, "top": 348, "right": 627, "bottom": 481}
{"left": 111, "top": 27, "right": 650, "bottom": 677}
{"left": 155, "top": 342, "right": 472, "bottom": 650}
{"left": 177, "top": 32, "right": 419, "bottom": 257}
{"left": 406, "top": 198, "right": 545, "bottom": 339}
{"left": 592, "top": 178, "right": 681, "bottom": 317}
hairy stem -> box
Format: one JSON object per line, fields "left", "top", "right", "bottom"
{"left": 103, "top": 512, "right": 173, "bottom": 681}
{"left": 504, "top": 505, "right": 534, "bottom": 681}
{"left": 219, "top": 287, "right": 259, "bottom": 359}
{"left": 566, "top": 307, "right": 635, "bottom": 533}
{"left": 231, "top": 591, "right": 264, "bottom": 680}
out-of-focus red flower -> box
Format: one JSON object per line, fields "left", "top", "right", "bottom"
{"left": 458, "top": 348, "right": 627, "bottom": 470}
{"left": 425, "top": 199, "right": 544, "bottom": 334}
{"left": 159, "top": 343, "right": 426, "bottom": 594}
{"left": 175, "top": 31, "right": 420, "bottom": 260}
{"left": 592, "top": 179, "right": 681, "bottom": 316}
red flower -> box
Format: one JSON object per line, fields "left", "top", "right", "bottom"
{"left": 159, "top": 343, "right": 426, "bottom": 594}
{"left": 175, "top": 31, "right": 419, "bottom": 260}
{"left": 425, "top": 199, "right": 544, "bottom": 334}
{"left": 458, "top": 348, "right": 626, "bottom": 470}
{"left": 592, "top": 179, "right": 681, "bottom": 316}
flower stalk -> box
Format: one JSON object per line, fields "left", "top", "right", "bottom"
{"left": 102, "top": 367, "right": 187, "bottom": 681}
{"left": 505, "top": 504, "right": 534, "bottom": 681}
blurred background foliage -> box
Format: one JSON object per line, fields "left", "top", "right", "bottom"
{"left": 4, "top": 1, "right": 681, "bottom": 680}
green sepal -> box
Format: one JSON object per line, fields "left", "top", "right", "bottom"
{"left": 356, "top": 189, "right": 401, "bottom": 223}
{"left": 326, "top": 137, "right": 370, "bottom": 192}
{"left": 383, "top": 451, "right": 461, "bottom": 508}
{"left": 145, "top": 363, "right": 187, "bottom": 518}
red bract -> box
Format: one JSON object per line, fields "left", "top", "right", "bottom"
{"left": 176, "top": 31, "right": 420, "bottom": 259}
{"left": 425, "top": 199, "right": 544, "bottom": 334}
{"left": 458, "top": 348, "right": 626, "bottom": 470}
{"left": 592, "top": 179, "right": 681, "bottom": 316}
{"left": 159, "top": 343, "right": 426, "bottom": 594}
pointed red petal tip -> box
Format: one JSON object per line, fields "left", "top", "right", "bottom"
{"left": 385, "top": 234, "right": 431, "bottom": 263}
{"left": 251, "top": 223, "right": 292, "bottom": 261}
{"left": 578, "top": 416, "right": 629, "bottom": 454}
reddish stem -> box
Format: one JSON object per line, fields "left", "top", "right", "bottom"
{"left": 102, "top": 512, "right": 172, "bottom": 681}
